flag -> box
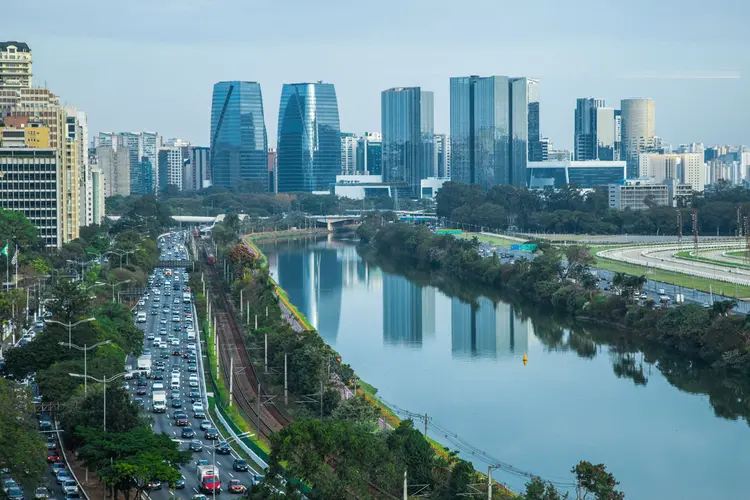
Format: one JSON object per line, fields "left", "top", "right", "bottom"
{"left": 10, "top": 249, "right": 17, "bottom": 266}
{"left": 0, "top": 243, "right": 7, "bottom": 257}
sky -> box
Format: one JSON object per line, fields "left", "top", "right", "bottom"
{"left": 6, "top": 0, "right": 749, "bottom": 151}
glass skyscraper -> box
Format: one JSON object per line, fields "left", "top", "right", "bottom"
{"left": 210, "top": 81, "right": 269, "bottom": 190}
{"left": 356, "top": 132, "right": 382, "bottom": 176}
{"left": 381, "top": 87, "right": 434, "bottom": 196}
{"left": 450, "top": 75, "right": 540, "bottom": 189}
{"left": 574, "top": 98, "right": 620, "bottom": 161}
{"left": 276, "top": 82, "right": 341, "bottom": 192}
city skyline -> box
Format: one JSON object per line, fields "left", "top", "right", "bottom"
{"left": 5, "top": 1, "right": 746, "bottom": 152}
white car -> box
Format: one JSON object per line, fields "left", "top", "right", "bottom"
{"left": 171, "top": 368, "right": 181, "bottom": 376}
{"left": 192, "top": 402, "right": 204, "bottom": 413}
{"left": 187, "top": 342, "right": 196, "bottom": 350}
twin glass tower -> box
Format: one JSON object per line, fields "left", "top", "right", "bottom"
{"left": 210, "top": 81, "right": 341, "bottom": 192}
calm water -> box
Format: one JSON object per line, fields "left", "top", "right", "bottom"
{"left": 263, "top": 237, "right": 750, "bottom": 499}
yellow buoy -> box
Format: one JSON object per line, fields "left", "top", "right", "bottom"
{"left": 522, "top": 354, "right": 528, "bottom": 366}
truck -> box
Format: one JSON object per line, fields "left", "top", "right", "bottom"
{"left": 137, "top": 355, "right": 152, "bottom": 376}
{"left": 197, "top": 465, "right": 220, "bottom": 493}
{"left": 152, "top": 391, "right": 166, "bottom": 412}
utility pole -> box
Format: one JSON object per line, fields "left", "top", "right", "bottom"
{"left": 256, "top": 382, "right": 261, "bottom": 438}
{"left": 424, "top": 413, "right": 429, "bottom": 438}
{"left": 487, "top": 467, "right": 492, "bottom": 500}
{"left": 284, "top": 353, "right": 288, "bottom": 405}
{"left": 228, "top": 356, "right": 234, "bottom": 407}
{"left": 319, "top": 380, "right": 324, "bottom": 419}
{"left": 246, "top": 303, "right": 249, "bottom": 325}
{"left": 254, "top": 314, "right": 258, "bottom": 330}
{"left": 692, "top": 209, "right": 699, "bottom": 254}
{"left": 264, "top": 333, "right": 268, "bottom": 374}
{"left": 215, "top": 323, "right": 220, "bottom": 381}
{"left": 240, "top": 289, "right": 243, "bottom": 314}
{"left": 403, "top": 469, "right": 408, "bottom": 500}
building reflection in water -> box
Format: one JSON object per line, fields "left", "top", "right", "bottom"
{"left": 382, "top": 274, "right": 424, "bottom": 347}
{"left": 451, "top": 297, "right": 530, "bottom": 359}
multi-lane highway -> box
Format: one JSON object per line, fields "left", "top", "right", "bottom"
{"left": 127, "top": 231, "right": 261, "bottom": 499}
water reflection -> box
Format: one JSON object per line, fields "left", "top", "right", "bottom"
{"left": 451, "top": 297, "right": 530, "bottom": 359}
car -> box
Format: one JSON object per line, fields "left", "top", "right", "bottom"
{"left": 137, "top": 377, "right": 148, "bottom": 387}
{"left": 170, "top": 476, "right": 186, "bottom": 489}
{"left": 192, "top": 495, "right": 208, "bottom": 500}
{"left": 6, "top": 487, "right": 24, "bottom": 500}
{"left": 181, "top": 426, "right": 195, "bottom": 438}
{"left": 175, "top": 414, "right": 189, "bottom": 426}
{"left": 204, "top": 428, "right": 218, "bottom": 440}
{"left": 187, "top": 364, "right": 197, "bottom": 372}
{"left": 193, "top": 408, "right": 206, "bottom": 419}
{"left": 189, "top": 379, "right": 199, "bottom": 388}
{"left": 189, "top": 440, "right": 203, "bottom": 452}
{"left": 3, "top": 479, "right": 18, "bottom": 494}
{"left": 134, "top": 397, "right": 144, "bottom": 407}
{"left": 172, "top": 349, "right": 183, "bottom": 357}
{"left": 151, "top": 310, "right": 158, "bottom": 315}
{"left": 233, "top": 459, "right": 249, "bottom": 472}
{"left": 172, "top": 398, "right": 183, "bottom": 408}
{"left": 192, "top": 402, "right": 204, "bottom": 413}
{"left": 216, "top": 441, "right": 231, "bottom": 455}
{"left": 51, "top": 462, "right": 66, "bottom": 474}
{"left": 62, "top": 479, "right": 79, "bottom": 495}
{"left": 147, "top": 333, "right": 155, "bottom": 340}
{"left": 123, "top": 383, "right": 130, "bottom": 391}
{"left": 34, "top": 486, "right": 51, "bottom": 499}
{"left": 160, "top": 318, "right": 167, "bottom": 325}
{"left": 46, "top": 439, "right": 57, "bottom": 450}
{"left": 146, "top": 479, "right": 162, "bottom": 490}
{"left": 56, "top": 469, "right": 72, "bottom": 484}
{"left": 228, "top": 479, "right": 247, "bottom": 494}
{"left": 152, "top": 371, "right": 163, "bottom": 381}
{"left": 47, "top": 452, "right": 61, "bottom": 463}
{"left": 64, "top": 492, "right": 81, "bottom": 500}
{"left": 199, "top": 419, "right": 211, "bottom": 431}
{"left": 187, "top": 342, "right": 196, "bottom": 351}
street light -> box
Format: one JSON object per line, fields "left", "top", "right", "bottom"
{"left": 108, "top": 279, "right": 131, "bottom": 303}
{"left": 68, "top": 371, "right": 128, "bottom": 432}
{"left": 58, "top": 340, "right": 111, "bottom": 394}
{"left": 80, "top": 281, "right": 106, "bottom": 293}
{"left": 106, "top": 249, "right": 137, "bottom": 268}
{"left": 45, "top": 317, "right": 96, "bottom": 349}
{"left": 205, "top": 431, "right": 254, "bottom": 500}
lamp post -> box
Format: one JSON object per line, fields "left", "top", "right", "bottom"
{"left": 58, "top": 340, "right": 111, "bottom": 394}
{"left": 45, "top": 317, "right": 96, "bottom": 349}
{"left": 106, "top": 250, "right": 137, "bottom": 268}
{"left": 68, "top": 371, "right": 128, "bottom": 432}
{"left": 206, "top": 431, "right": 254, "bottom": 500}
{"left": 108, "top": 279, "right": 131, "bottom": 303}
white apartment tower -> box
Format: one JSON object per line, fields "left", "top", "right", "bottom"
{"left": 0, "top": 42, "right": 32, "bottom": 93}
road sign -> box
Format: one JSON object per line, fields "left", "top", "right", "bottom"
{"left": 510, "top": 244, "right": 520, "bottom": 250}
{"left": 520, "top": 244, "right": 537, "bottom": 251}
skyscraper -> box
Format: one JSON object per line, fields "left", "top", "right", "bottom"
{"left": 510, "top": 77, "right": 541, "bottom": 184}
{"left": 434, "top": 133, "right": 451, "bottom": 178}
{"left": 132, "top": 157, "right": 154, "bottom": 195}
{"left": 0, "top": 42, "right": 32, "bottom": 93}
{"left": 340, "top": 132, "right": 357, "bottom": 175}
{"left": 356, "top": 132, "right": 382, "bottom": 175}
{"left": 186, "top": 146, "right": 210, "bottom": 191}
{"left": 210, "top": 81, "right": 269, "bottom": 190}
{"left": 574, "top": 98, "right": 620, "bottom": 161}
{"left": 621, "top": 98, "right": 656, "bottom": 178}
{"left": 451, "top": 75, "right": 538, "bottom": 189}
{"left": 381, "top": 87, "right": 434, "bottom": 196}
{"left": 277, "top": 82, "right": 341, "bottom": 193}
{"left": 157, "top": 147, "right": 183, "bottom": 191}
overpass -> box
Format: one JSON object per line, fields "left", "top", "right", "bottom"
{"left": 306, "top": 215, "right": 361, "bottom": 230}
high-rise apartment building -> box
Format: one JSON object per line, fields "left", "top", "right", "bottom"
{"left": 356, "top": 132, "right": 382, "bottom": 176}
{"left": 141, "top": 132, "right": 161, "bottom": 191}
{"left": 91, "top": 168, "right": 105, "bottom": 225}
{"left": 638, "top": 153, "right": 706, "bottom": 191}
{"left": 381, "top": 87, "right": 434, "bottom": 196}
{"left": 0, "top": 148, "right": 60, "bottom": 248}
{"left": 210, "top": 81, "right": 268, "bottom": 190}
{"left": 277, "top": 82, "right": 341, "bottom": 193}
{"left": 182, "top": 146, "right": 210, "bottom": 192}
{"left": 574, "top": 98, "right": 620, "bottom": 161}
{"left": 267, "top": 148, "right": 277, "bottom": 192}
{"left": 621, "top": 98, "right": 656, "bottom": 178}
{"left": 157, "top": 147, "right": 183, "bottom": 191}
{"left": 96, "top": 132, "right": 116, "bottom": 149}
{"left": 450, "top": 75, "right": 539, "bottom": 189}
{"left": 132, "top": 157, "right": 154, "bottom": 195}
{"left": 434, "top": 133, "right": 451, "bottom": 178}
{"left": 0, "top": 42, "right": 32, "bottom": 93}
{"left": 96, "top": 146, "right": 130, "bottom": 197}
{"left": 340, "top": 132, "right": 357, "bottom": 175}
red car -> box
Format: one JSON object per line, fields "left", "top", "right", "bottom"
{"left": 46, "top": 453, "right": 61, "bottom": 463}
{"left": 228, "top": 480, "right": 246, "bottom": 494}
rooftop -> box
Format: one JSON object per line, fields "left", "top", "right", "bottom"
{"left": 0, "top": 42, "right": 31, "bottom": 52}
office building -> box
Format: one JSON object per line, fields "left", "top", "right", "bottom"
{"left": 527, "top": 160, "right": 626, "bottom": 188}
{"left": 621, "top": 98, "right": 656, "bottom": 177}
{"left": 450, "top": 75, "right": 539, "bottom": 188}
{"left": 96, "top": 132, "right": 116, "bottom": 149}
{"left": 210, "top": 81, "right": 269, "bottom": 190}
{"left": 0, "top": 117, "right": 49, "bottom": 148}
{"left": 157, "top": 146, "right": 183, "bottom": 191}
{"left": 381, "top": 87, "right": 434, "bottom": 196}
{"left": 96, "top": 145, "right": 130, "bottom": 196}
{"left": 277, "top": 82, "right": 341, "bottom": 192}
{"left": 141, "top": 132, "right": 161, "bottom": 191}
{"left": 434, "top": 133, "right": 451, "bottom": 178}
{"left": 91, "top": 168, "right": 105, "bottom": 225}
{"left": 574, "top": 98, "right": 620, "bottom": 161}
{"left": 0, "top": 42, "right": 32, "bottom": 93}
{"left": 183, "top": 146, "right": 209, "bottom": 191}
{"left": 0, "top": 148, "right": 60, "bottom": 248}
{"left": 356, "top": 132, "right": 382, "bottom": 175}
{"left": 341, "top": 132, "right": 357, "bottom": 175}
{"left": 132, "top": 157, "right": 154, "bottom": 195}
{"left": 420, "top": 177, "right": 449, "bottom": 199}
{"left": 709, "top": 159, "right": 730, "bottom": 184}
{"left": 334, "top": 174, "right": 391, "bottom": 199}
{"left": 638, "top": 153, "right": 705, "bottom": 192}
{"left": 267, "top": 148, "right": 276, "bottom": 192}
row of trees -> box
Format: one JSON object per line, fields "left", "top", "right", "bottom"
{"left": 435, "top": 180, "right": 750, "bottom": 235}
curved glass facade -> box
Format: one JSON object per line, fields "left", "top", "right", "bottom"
{"left": 210, "top": 81, "right": 268, "bottom": 190}
{"left": 381, "top": 87, "right": 434, "bottom": 196}
{"left": 276, "top": 82, "right": 341, "bottom": 193}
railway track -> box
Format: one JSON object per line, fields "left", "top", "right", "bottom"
{"left": 203, "top": 260, "right": 291, "bottom": 442}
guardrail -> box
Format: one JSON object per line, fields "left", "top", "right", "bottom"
{"left": 55, "top": 422, "right": 91, "bottom": 500}
{"left": 213, "top": 406, "right": 268, "bottom": 470}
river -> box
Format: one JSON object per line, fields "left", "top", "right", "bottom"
{"left": 261, "top": 236, "right": 750, "bottom": 499}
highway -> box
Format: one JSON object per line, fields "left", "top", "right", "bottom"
{"left": 126, "top": 231, "right": 260, "bottom": 499}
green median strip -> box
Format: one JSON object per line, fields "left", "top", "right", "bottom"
{"left": 456, "top": 232, "right": 526, "bottom": 247}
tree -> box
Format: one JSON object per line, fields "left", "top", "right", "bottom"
{"left": 60, "top": 386, "right": 145, "bottom": 445}
{"left": 522, "top": 477, "right": 565, "bottom": 500}
{"left": 572, "top": 461, "right": 624, "bottom": 500}
{"left": 0, "top": 207, "right": 43, "bottom": 252}
{"left": 331, "top": 395, "right": 381, "bottom": 423}
{"left": 0, "top": 379, "right": 46, "bottom": 485}
{"left": 48, "top": 279, "right": 91, "bottom": 324}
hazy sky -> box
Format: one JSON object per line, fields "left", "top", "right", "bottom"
{"left": 6, "top": 0, "right": 748, "bottom": 150}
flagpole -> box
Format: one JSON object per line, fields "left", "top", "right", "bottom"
{"left": 14, "top": 244, "right": 18, "bottom": 287}
{"left": 4, "top": 240, "right": 8, "bottom": 293}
